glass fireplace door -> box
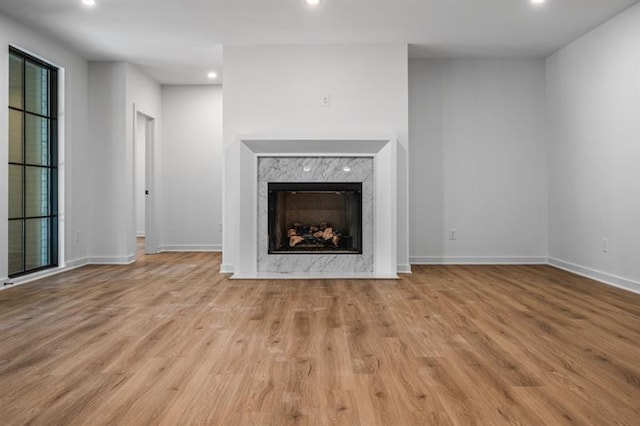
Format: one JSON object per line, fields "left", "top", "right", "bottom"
{"left": 268, "top": 182, "right": 362, "bottom": 254}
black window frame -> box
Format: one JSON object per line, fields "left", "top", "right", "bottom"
{"left": 8, "top": 46, "right": 59, "bottom": 278}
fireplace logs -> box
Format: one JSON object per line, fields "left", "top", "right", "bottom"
{"left": 285, "top": 222, "right": 343, "bottom": 249}
{"left": 268, "top": 182, "right": 362, "bottom": 254}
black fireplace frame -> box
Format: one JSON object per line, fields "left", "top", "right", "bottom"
{"left": 268, "top": 182, "right": 363, "bottom": 255}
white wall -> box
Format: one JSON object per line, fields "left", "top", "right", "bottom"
{"left": 88, "top": 62, "right": 127, "bottom": 262}
{"left": 0, "top": 12, "right": 89, "bottom": 281}
{"left": 160, "top": 85, "right": 223, "bottom": 250}
{"left": 222, "top": 44, "right": 409, "bottom": 273}
{"left": 547, "top": 4, "right": 640, "bottom": 292}
{"left": 124, "top": 64, "right": 162, "bottom": 258}
{"left": 87, "top": 62, "right": 161, "bottom": 262}
{"left": 409, "top": 59, "right": 548, "bottom": 263}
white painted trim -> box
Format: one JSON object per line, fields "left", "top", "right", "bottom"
{"left": 236, "top": 141, "right": 259, "bottom": 276}
{"left": 66, "top": 257, "right": 89, "bottom": 268}
{"left": 373, "top": 139, "right": 398, "bottom": 276}
{"left": 57, "top": 67, "right": 66, "bottom": 271}
{"left": 548, "top": 258, "right": 640, "bottom": 295}
{"left": 410, "top": 256, "right": 549, "bottom": 265}
{"left": 3, "top": 256, "right": 637, "bottom": 296}
{"left": 158, "top": 244, "right": 222, "bottom": 252}
{"left": 397, "top": 264, "right": 413, "bottom": 274}
{"left": 87, "top": 255, "right": 136, "bottom": 265}
{"left": 133, "top": 105, "right": 158, "bottom": 255}
{"left": 0, "top": 261, "right": 87, "bottom": 291}
{"left": 239, "top": 136, "right": 394, "bottom": 155}
{"left": 235, "top": 136, "right": 398, "bottom": 278}
{"left": 220, "top": 264, "right": 235, "bottom": 274}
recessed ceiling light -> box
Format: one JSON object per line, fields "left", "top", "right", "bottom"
{"left": 82, "top": 0, "right": 96, "bottom": 6}
{"left": 207, "top": 71, "right": 218, "bottom": 79}
{"left": 531, "top": 0, "right": 545, "bottom": 3}
{"left": 303, "top": 166, "right": 312, "bottom": 172}
{"left": 306, "top": 0, "right": 320, "bottom": 6}
{"left": 343, "top": 166, "right": 351, "bottom": 172}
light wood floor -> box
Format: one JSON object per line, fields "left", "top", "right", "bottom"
{"left": 0, "top": 250, "right": 638, "bottom": 425}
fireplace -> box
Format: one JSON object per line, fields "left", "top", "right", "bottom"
{"left": 268, "top": 182, "right": 362, "bottom": 254}
{"left": 229, "top": 140, "right": 398, "bottom": 279}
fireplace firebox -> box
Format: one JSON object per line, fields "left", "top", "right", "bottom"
{"left": 268, "top": 182, "right": 362, "bottom": 254}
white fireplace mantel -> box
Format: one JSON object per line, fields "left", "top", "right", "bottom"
{"left": 229, "top": 136, "right": 398, "bottom": 279}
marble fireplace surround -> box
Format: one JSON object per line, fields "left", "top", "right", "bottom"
{"left": 232, "top": 137, "right": 398, "bottom": 279}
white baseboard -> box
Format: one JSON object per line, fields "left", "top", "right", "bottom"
{"left": 410, "top": 256, "right": 548, "bottom": 265}
{"left": 87, "top": 255, "right": 136, "bottom": 265}
{"left": 220, "top": 264, "right": 235, "bottom": 274}
{"left": 158, "top": 244, "right": 222, "bottom": 252}
{"left": 66, "top": 257, "right": 89, "bottom": 268}
{"left": 0, "top": 260, "right": 90, "bottom": 291}
{"left": 397, "top": 264, "right": 412, "bottom": 274}
{"left": 4, "top": 254, "right": 636, "bottom": 296}
{"left": 548, "top": 257, "right": 640, "bottom": 295}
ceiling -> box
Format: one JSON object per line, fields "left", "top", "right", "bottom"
{"left": 0, "top": 0, "right": 637, "bottom": 85}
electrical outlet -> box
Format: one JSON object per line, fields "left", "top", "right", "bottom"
{"left": 75, "top": 230, "right": 80, "bottom": 243}
{"left": 602, "top": 238, "right": 608, "bottom": 253}
{"left": 219, "top": 222, "right": 223, "bottom": 232}
{"left": 321, "top": 95, "right": 330, "bottom": 107}
{"left": 449, "top": 228, "right": 457, "bottom": 240}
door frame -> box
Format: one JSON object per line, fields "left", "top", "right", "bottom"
{"left": 133, "top": 105, "right": 157, "bottom": 255}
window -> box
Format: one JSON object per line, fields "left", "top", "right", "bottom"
{"left": 8, "top": 47, "right": 58, "bottom": 277}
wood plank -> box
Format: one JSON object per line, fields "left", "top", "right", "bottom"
{"left": 0, "top": 251, "right": 638, "bottom": 425}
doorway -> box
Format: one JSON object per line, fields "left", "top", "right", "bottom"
{"left": 134, "top": 109, "right": 156, "bottom": 256}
